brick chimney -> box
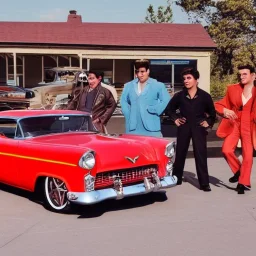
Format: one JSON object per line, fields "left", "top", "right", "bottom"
{"left": 67, "top": 10, "right": 82, "bottom": 23}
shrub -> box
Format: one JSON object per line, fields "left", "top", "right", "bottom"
{"left": 210, "top": 74, "right": 237, "bottom": 100}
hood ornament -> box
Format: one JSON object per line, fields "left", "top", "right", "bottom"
{"left": 125, "top": 156, "right": 139, "bottom": 164}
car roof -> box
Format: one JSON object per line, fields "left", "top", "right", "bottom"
{"left": 0, "top": 110, "right": 90, "bottom": 120}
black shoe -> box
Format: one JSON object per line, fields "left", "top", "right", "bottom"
{"left": 236, "top": 183, "right": 245, "bottom": 194}
{"left": 229, "top": 171, "right": 240, "bottom": 183}
{"left": 236, "top": 183, "right": 251, "bottom": 191}
{"left": 200, "top": 185, "right": 211, "bottom": 192}
{"left": 176, "top": 180, "right": 182, "bottom": 185}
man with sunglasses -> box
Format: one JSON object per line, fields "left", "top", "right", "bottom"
{"left": 120, "top": 59, "right": 170, "bottom": 137}
{"left": 215, "top": 65, "right": 256, "bottom": 194}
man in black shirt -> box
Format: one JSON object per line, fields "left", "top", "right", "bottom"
{"left": 168, "top": 67, "right": 216, "bottom": 191}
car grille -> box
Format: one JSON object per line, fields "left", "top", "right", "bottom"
{"left": 95, "top": 165, "right": 158, "bottom": 189}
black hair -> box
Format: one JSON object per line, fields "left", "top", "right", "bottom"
{"left": 88, "top": 70, "right": 104, "bottom": 80}
{"left": 134, "top": 59, "right": 150, "bottom": 71}
{"left": 238, "top": 65, "right": 255, "bottom": 73}
{"left": 181, "top": 67, "right": 200, "bottom": 80}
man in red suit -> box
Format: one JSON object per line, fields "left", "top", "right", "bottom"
{"left": 215, "top": 65, "right": 256, "bottom": 194}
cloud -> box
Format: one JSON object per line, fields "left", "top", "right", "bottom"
{"left": 39, "top": 8, "right": 68, "bottom": 22}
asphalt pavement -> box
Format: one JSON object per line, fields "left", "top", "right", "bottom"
{"left": 1, "top": 116, "right": 256, "bottom": 256}
{"left": 1, "top": 157, "right": 256, "bottom": 256}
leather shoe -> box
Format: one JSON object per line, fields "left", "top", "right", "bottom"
{"left": 176, "top": 180, "right": 182, "bottom": 185}
{"left": 236, "top": 183, "right": 245, "bottom": 194}
{"left": 229, "top": 171, "right": 240, "bottom": 183}
{"left": 236, "top": 183, "right": 251, "bottom": 191}
{"left": 200, "top": 185, "right": 211, "bottom": 192}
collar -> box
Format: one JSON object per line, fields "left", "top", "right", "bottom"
{"left": 88, "top": 83, "right": 101, "bottom": 91}
{"left": 239, "top": 82, "right": 256, "bottom": 89}
{"left": 183, "top": 87, "right": 200, "bottom": 99}
{"left": 132, "top": 77, "right": 155, "bottom": 85}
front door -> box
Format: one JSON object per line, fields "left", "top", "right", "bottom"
{"left": 0, "top": 119, "right": 20, "bottom": 186}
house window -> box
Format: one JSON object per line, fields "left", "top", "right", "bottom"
{"left": 150, "top": 59, "right": 197, "bottom": 93}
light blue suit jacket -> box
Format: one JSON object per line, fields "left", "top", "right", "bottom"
{"left": 121, "top": 78, "right": 171, "bottom": 133}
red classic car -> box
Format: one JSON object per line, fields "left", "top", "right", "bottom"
{"left": 0, "top": 110, "right": 177, "bottom": 213}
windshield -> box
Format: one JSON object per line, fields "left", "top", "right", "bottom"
{"left": 44, "top": 69, "right": 80, "bottom": 83}
{"left": 19, "top": 115, "right": 97, "bottom": 138}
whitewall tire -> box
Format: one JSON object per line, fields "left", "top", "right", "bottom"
{"left": 44, "top": 177, "right": 70, "bottom": 212}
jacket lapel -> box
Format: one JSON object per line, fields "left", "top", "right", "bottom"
{"left": 141, "top": 79, "right": 151, "bottom": 96}
{"left": 132, "top": 79, "right": 139, "bottom": 96}
{"left": 132, "top": 78, "right": 152, "bottom": 96}
{"left": 92, "top": 85, "right": 102, "bottom": 107}
{"left": 251, "top": 86, "right": 256, "bottom": 150}
{"left": 235, "top": 84, "right": 243, "bottom": 109}
{"left": 251, "top": 86, "right": 256, "bottom": 106}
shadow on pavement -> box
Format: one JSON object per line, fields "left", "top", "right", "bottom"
{"left": 0, "top": 183, "right": 33, "bottom": 199}
{"left": 76, "top": 191, "right": 167, "bottom": 219}
{"left": 0, "top": 182, "right": 45, "bottom": 206}
{"left": 183, "top": 171, "right": 236, "bottom": 191}
{"left": 0, "top": 182, "right": 168, "bottom": 217}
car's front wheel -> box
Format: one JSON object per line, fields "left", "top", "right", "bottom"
{"left": 44, "top": 177, "right": 70, "bottom": 212}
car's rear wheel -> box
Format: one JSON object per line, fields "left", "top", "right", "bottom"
{"left": 44, "top": 177, "right": 70, "bottom": 212}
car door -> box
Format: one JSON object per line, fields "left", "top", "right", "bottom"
{"left": 0, "top": 119, "right": 20, "bottom": 186}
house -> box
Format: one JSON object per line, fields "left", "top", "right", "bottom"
{"left": 0, "top": 10, "right": 216, "bottom": 92}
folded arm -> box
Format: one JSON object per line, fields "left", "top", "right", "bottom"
{"left": 214, "top": 87, "right": 237, "bottom": 119}
{"left": 214, "top": 87, "right": 231, "bottom": 116}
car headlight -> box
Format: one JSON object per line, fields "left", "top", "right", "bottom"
{"left": 165, "top": 141, "right": 176, "bottom": 158}
{"left": 79, "top": 151, "right": 96, "bottom": 169}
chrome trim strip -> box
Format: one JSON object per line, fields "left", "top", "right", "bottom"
{"left": 67, "top": 175, "right": 177, "bottom": 205}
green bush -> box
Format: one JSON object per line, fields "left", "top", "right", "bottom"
{"left": 210, "top": 74, "right": 237, "bottom": 100}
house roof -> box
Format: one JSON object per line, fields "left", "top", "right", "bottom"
{"left": 0, "top": 11, "right": 216, "bottom": 49}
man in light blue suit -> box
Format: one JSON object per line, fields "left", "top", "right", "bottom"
{"left": 121, "top": 59, "right": 171, "bottom": 137}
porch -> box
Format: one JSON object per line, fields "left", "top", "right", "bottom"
{"left": 0, "top": 47, "right": 211, "bottom": 93}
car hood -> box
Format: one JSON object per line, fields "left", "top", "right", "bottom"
{"left": 31, "top": 133, "right": 159, "bottom": 172}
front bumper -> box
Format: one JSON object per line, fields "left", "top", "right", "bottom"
{"left": 67, "top": 175, "right": 177, "bottom": 205}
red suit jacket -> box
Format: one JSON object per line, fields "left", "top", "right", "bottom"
{"left": 215, "top": 83, "right": 256, "bottom": 150}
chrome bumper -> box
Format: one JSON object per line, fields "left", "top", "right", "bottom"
{"left": 67, "top": 175, "right": 177, "bottom": 205}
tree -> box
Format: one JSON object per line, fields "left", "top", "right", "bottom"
{"left": 144, "top": 0, "right": 173, "bottom": 23}
{"left": 175, "top": 0, "right": 256, "bottom": 77}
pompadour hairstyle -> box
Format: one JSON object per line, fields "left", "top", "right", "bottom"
{"left": 238, "top": 64, "right": 255, "bottom": 73}
{"left": 134, "top": 59, "right": 150, "bottom": 71}
{"left": 181, "top": 67, "right": 200, "bottom": 80}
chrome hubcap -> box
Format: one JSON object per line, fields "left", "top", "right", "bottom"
{"left": 46, "top": 177, "right": 68, "bottom": 209}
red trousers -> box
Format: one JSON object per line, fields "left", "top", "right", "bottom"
{"left": 222, "top": 102, "right": 254, "bottom": 185}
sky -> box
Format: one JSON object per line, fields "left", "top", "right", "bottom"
{"left": 0, "top": 0, "right": 189, "bottom": 23}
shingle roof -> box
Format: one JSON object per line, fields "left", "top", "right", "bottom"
{"left": 0, "top": 13, "right": 216, "bottom": 48}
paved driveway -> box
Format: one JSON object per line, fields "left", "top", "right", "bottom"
{"left": 1, "top": 157, "right": 256, "bottom": 256}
